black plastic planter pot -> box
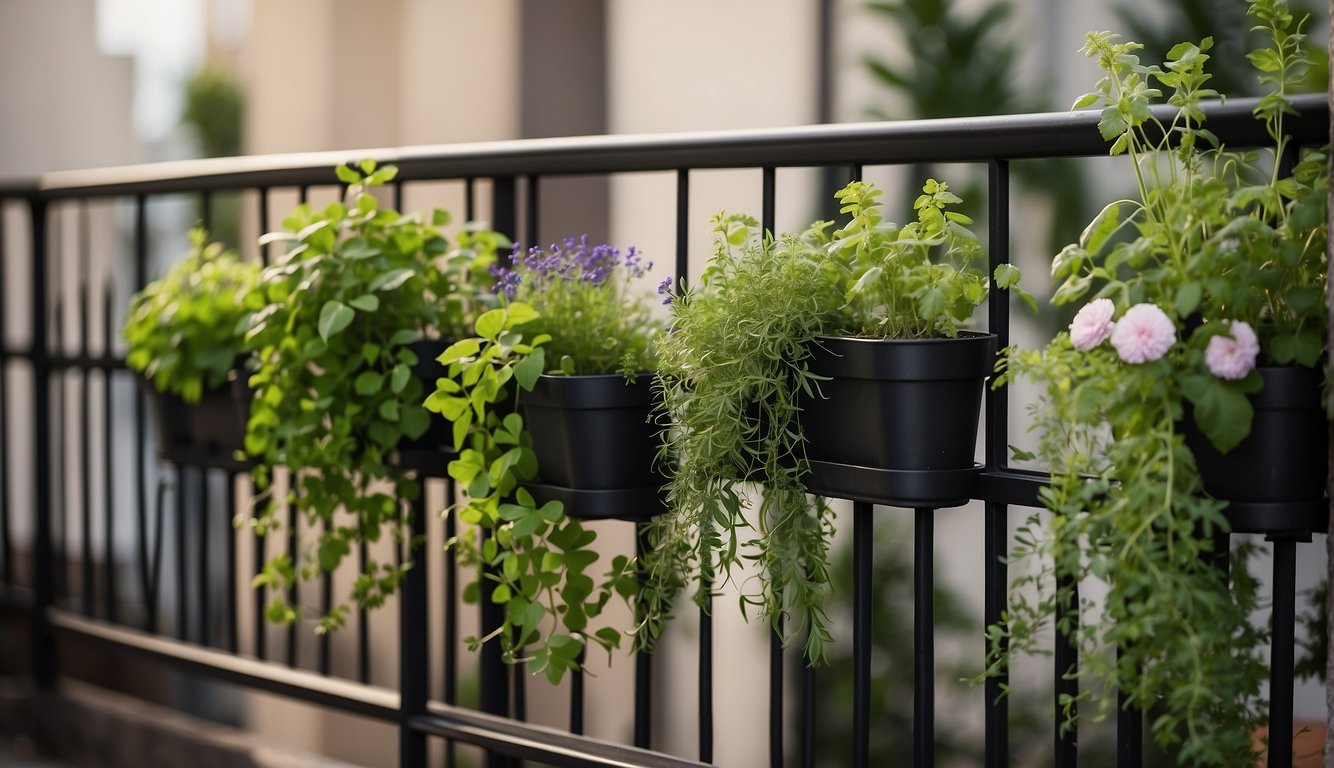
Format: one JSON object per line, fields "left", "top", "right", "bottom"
{"left": 521, "top": 374, "right": 664, "bottom": 520}
{"left": 143, "top": 375, "right": 249, "bottom": 465}
{"left": 1185, "top": 365, "right": 1328, "bottom": 509}
{"left": 799, "top": 332, "right": 996, "bottom": 507}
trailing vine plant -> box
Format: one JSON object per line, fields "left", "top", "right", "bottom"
{"left": 243, "top": 161, "right": 503, "bottom": 632}
{"left": 427, "top": 239, "right": 660, "bottom": 683}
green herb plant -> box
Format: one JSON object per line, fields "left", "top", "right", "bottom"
{"left": 985, "top": 2, "right": 1327, "bottom": 762}
{"left": 243, "top": 160, "right": 504, "bottom": 633}
{"left": 125, "top": 227, "right": 261, "bottom": 402}
{"left": 427, "top": 239, "right": 660, "bottom": 683}
{"left": 646, "top": 180, "right": 1027, "bottom": 663}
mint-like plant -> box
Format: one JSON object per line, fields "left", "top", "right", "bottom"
{"left": 243, "top": 161, "right": 505, "bottom": 632}
{"left": 125, "top": 228, "right": 260, "bottom": 402}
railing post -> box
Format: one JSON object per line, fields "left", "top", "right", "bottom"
{"left": 29, "top": 194, "right": 57, "bottom": 689}
{"left": 399, "top": 488, "right": 428, "bottom": 768}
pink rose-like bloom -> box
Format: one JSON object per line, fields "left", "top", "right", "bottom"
{"left": 1069, "top": 297, "right": 1116, "bottom": 351}
{"left": 1110, "top": 303, "right": 1176, "bottom": 364}
{"left": 1205, "top": 320, "right": 1260, "bottom": 380}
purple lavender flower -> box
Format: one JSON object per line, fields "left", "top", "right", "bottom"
{"left": 491, "top": 262, "right": 521, "bottom": 299}
{"left": 657, "top": 276, "right": 674, "bottom": 304}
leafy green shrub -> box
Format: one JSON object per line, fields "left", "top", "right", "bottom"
{"left": 243, "top": 160, "right": 506, "bottom": 632}
{"left": 124, "top": 228, "right": 260, "bottom": 402}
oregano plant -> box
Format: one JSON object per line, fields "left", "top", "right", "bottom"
{"left": 242, "top": 160, "right": 504, "bottom": 632}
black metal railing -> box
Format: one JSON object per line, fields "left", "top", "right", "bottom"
{"left": 0, "top": 94, "right": 1328, "bottom": 768}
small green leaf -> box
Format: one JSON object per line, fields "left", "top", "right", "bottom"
{"left": 369, "top": 268, "right": 416, "bottom": 292}
{"left": 318, "top": 300, "right": 355, "bottom": 342}
{"left": 475, "top": 309, "right": 505, "bottom": 340}
{"left": 355, "top": 371, "right": 384, "bottom": 395}
{"left": 512, "top": 349, "right": 546, "bottom": 390}
{"left": 348, "top": 294, "right": 380, "bottom": 311}
{"left": 335, "top": 165, "right": 361, "bottom": 184}
{"left": 391, "top": 364, "right": 411, "bottom": 394}
{"left": 505, "top": 302, "right": 540, "bottom": 327}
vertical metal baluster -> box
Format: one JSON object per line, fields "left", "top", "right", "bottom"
{"left": 30, "top": 194, "right": 57, "bottom": 687}
{"left": 444, "top": 477, "right": 458, "bottom": 767}
{"left": 633, "top": 520, "right": 653, "bottom": 750}
{"left": 177, "top": 465, "right": 188, "bottom": 641}
{"left": 102, "top": 281, "right": 116, "bottom": 623}
{"left": 0, "top": 198, "right": 9, "bottom": 591}
{"left": 1267, "top": 535, "right": 1299, "bottom": 768}
{"left": 286, "top": 498, "right": 297, "bottom": 666}
{"left": 1116, "top": 646, "right": 1142, "bottom": 768}
{"left": 319, "top": 518, "right": 332, "bottom": 675}
{"left": 852, "top": 501, "right": 872, "bottom": 768}
{"left": 0, "top": 197, "right": 7, "bottom": 590}
{"left": 513, "top": 647, "right": 527, "bottom": 723}
{"left": 801, "top": 663, "right": 815, "bottom": 768}
{"left": 253, "top": 478, "right": 267, "bottom": 660}
{"left": 480, "top": 178, "right": 516, "bottom": 768}
{"left": 675, "top": 170, "right": 689, "bottom": 283}
{"left": 199, "top": 468, "right": 211, "bottom": 646}
{"left": 699, "top": 577, "right": 713, "bottom": 764}
{"left": 252, "top": 187, "right": 269, "bottom": 660}
{"left": 358, "top": 536, "right": 370, "bottom": 683}
{"left": 399, "top": 485, "right": 428, "bottom": 768}
{"left": 914, "top": 508, "right": 935, "bottom": 768}
{"left": 79, "top": 202, "right": 93, "bottom": 617}
{"left": 258, "top": 187, "right": 272, "bottom": 266}
{"left": 225, "top": 471, "right": 238, "bottom": 653}
{"left": 984, "top": 158, "right": 1011, "bottom": 768}
{"left": 570, "top": 652, "right": 585, "bottom": 734}
{"left": 131, "top": 195, "right": 151, "bottom": 633}
{"left": 525, "top": 175, "right": 539, "bottom": 247}
{"left": 52, "top": 297, "right": 66, "bottom": 604}
{"left": 760, "top": 165, "right": 784, "bottom": 768}
{"left": 201, "top": 190, "right": 212, "bottom": 232}
{"left": 287, "top": 185, "right": 308, "bottom": 669}
{"left": 1054, "top": 576, "right": 1079, "bottom": 767}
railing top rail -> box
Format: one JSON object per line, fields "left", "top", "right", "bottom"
{"left": 0, "top": 94, "right": 1325, "bottom": 200}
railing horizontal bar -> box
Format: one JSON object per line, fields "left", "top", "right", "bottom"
{"left": 9, "top": 96, "right": 1321, "bottom": 198}
{"left": 48, "top": 610, "right": 399, "bottom": 721}
{"left": 410, "top": 709, "right": 710, "bottom": 768}
{"left": 977, "top": 469, "right": 1047, "bottom": 508}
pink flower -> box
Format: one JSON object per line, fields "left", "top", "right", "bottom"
{"left": 1069, "top": 298, "right": 1116, "bottom": 351}
{"left": 1205, "top": 320, "right": 1260, "bottom": 380}
{"left": 1110, "top": 303, "right": 1176, "bottom": 364}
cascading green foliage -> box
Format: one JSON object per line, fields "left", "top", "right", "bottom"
{"left": 124, "top": 228, "right": 260, "bottom": 402}
{"left": 243, "top": 160, "right": 504, "bottom": 633}
{"left": 646, "top": 212, "right": 843, "bottom": 662}
{"left": 985, "top": 2, "right": 1327, "bottom": 762}
{"left": 645, "top": 180, "right": 1025, "bottom": 663}
{"left": 426, "top": 238, "right": 662, "bottom": 683}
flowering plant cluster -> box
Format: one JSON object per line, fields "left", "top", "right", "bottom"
{"left": 425, "top": 236, "right": 660, "bottom": 683}
{"left": 987, "top": 2, "right": 1326, "bottom": 762}
{"left": 491, "top": 236, "right": 663, "bottom": 376}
